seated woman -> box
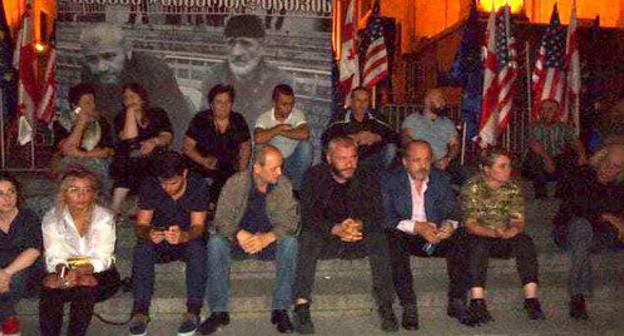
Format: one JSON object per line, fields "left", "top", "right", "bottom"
{"left": 39, "top": 168, "right": 120, "bottom": 336}
{"left": 183, "top": 84, "right": 251, "bottom": 209}
{"left": 461, "top": 148, "right": 544, "bottom": 323}
{"left": 110, "top": 83, "right": 173, "bottom": 216}
{"left": 0, "top": 174, "right": 41, "bottom": 335}
{"left": 54, "top": 83, "right": 114, "bottom": 198}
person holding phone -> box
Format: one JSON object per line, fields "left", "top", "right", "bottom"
{"left": 39, "top": 168, "right": 120, "bottom": 336}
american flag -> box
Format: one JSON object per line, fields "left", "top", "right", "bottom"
{"left": 531, "top": 4, "right": 566, "bottom": 122}
{"left": 564, "top": 1, "right": 580, "bottom": 135}
{"left": 478, "top": 5, "right": 518, "bottom": 147}
{"left": 338, "top": 0, "right": 359, "bottom": 95}
{"left": 361, "top": 0, "right": 388, "bottom": 88}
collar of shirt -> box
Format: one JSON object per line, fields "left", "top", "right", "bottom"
{"left": 407, "top": 173, "right": 429, "bottom": 222}
{"left": 270, "top": 107, "right": 295, "bottom": 124}
{"left": 345, "top": 109, "right": 372, "bottom": 124}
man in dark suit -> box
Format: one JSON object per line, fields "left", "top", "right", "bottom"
{"left": 381, "top": 140, "right": 477, "bottom": 329}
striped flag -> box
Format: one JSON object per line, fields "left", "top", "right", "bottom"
{"left": 36, "top": 47, "right": 56, "bottom": 124}
{"left": 338, "top": 0, "right": 359, "bottom": 95}
{"left": 14, "top": 6, "right": 36, "bottom": 145}
{"left": 531, "top": 4, "right": 566, "bottom": 122}
{"left": 564, "top": 1, "right": 580, "bottom": 135}
{"left": 478, "top": 5, "right": 518, "bottom": 147}
{"left": 361, "top": 0, "right": 388, "bottom": 88}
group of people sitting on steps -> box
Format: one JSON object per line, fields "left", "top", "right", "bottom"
{"left": 0, "top": 83, "right": 622, "bottom": 336}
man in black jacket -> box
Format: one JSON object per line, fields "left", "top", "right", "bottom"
{"left": 292, "top": 136, "right": 398, "bottom": 334}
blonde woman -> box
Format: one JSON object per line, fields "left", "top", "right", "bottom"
{"left": 39, "top": 168, "right": 120, "bottom": 336}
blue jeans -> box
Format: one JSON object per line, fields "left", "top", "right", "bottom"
{"left": 283, "top": 140, "right": 313, "bottom": 191}
{"left": 205, "top": 234, "right": 297, "bottom": 312}
{"left": 0, "top": 266, "right": 31, "bottom": 322}
{"left": 131, "top": 238, "right": 208, "bottom": 315}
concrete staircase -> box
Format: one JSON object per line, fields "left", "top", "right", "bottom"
{"left": 14, "top": 177, "right": 624, "bottom": 335}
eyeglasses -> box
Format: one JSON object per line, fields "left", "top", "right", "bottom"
{"left": 0, "top": 189, "right": 16, "bottom": 198}
{"left": 65, "top": 186, "right": 95, "bottom": 194}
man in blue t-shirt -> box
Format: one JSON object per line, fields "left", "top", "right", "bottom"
{"left": 129, "top": 151, "right": 209, "bottom": 336}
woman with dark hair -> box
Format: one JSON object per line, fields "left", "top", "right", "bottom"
{"left": 54, "top": 83, "right": 115, "bottom": 197}
{"left": 110, "top": 83, "right": 174, "bottom": 216}
{"left": 461, "top": 148, "right": 544, "bottom": 323}
{"left": 39, "top": 168, "right": 120, "bottom": 336}
{"left": 0, "top": 173, "right": 41, "bottom": 336}
{"left": 183, "top": 84, "right": 251, "bottom": 208}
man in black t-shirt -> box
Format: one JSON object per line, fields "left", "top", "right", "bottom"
{"left": 128, "top": 151, "right": 209, "bottom": 336}
{"left": 292, "top": 136, "right": 398, "bottom": 334}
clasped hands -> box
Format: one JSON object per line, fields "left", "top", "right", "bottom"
{"left": 350, "top": 131, "right": 381, "bottom": 146}
{"left": 331, "top": 218, "right": 364, "bottom": 242}
{"left": 43, "top": 264, "right": 97, "bottom": 289}
{"left": 150, "top": 225, "right": 189, "bottom": 245}
{"left": 415, "top": 221, "right": 454, "bottom": 244}
{"left": 236, "top": 230, "right": 274, "bottom": 255}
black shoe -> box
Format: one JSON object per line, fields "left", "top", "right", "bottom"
{"left": 524, "top": 298, "right": 546, "bottom": 320}
{"left": 470, "top": 299, "right": 493, "bottom": 324}
{"left": 293, "top": 303, "right": 315, "bottom": 334}
{"left": 377, "top": 304, "right": 399, "bottom": 332}
{"left": 271, "top": 310, "right": 294, "bottom": 333}
{"left": 447, "top": 298, "right": 480, "bottom": 327}
{"left": 569, "top": 295, "right": 589, "bottom": 320}
{"left": 401, "top": 304, "right": 419, "bottom": 330}
{"left": 198, "top": 312, "right": 230, "bottom": 335}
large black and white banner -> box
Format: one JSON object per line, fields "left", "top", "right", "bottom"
{"left": 56, "top": 0, "right": 333, "bottom": 153}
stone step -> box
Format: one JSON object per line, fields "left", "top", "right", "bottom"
{"left": 16, "top": 269, "right": 624, "bottom": 316}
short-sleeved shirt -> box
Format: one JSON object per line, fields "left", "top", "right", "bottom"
{"left": 255, "top": 108, "right": 307, "bottom": 158}
{"left": 0, "top": 209, "right": 42, "bottom": 266}
{"left": 461, "top": 174, "right": 524, "bottom": 229}
{"left": 185, "top": 109, "right": 251, "bottom": 175}
{"left": 532, "top": 122, "right": 576, "bottom": 158}
{"left": 138, "top": 175, "right": 210, "bottom": 231}
{"left": 238, "top": 183, "right": 273, "bottom": 234}
{"left": 113, "top": 107, "right": 174, "bottom": 144}
{"left": 402, "top": 113, "right": 457, "bottom": 161}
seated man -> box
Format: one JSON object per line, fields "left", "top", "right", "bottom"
{"left": 255, "top": 84, "right": 313, "bottom": 192}
{"left": 401, "top": 88, "right": 464, "bottom": 185}
{"left": 199, "top": 145, "right": 298, "bottom": 334}
{"left": 382, "top": 140, "right": 476, "bottom": 329}
{"left": 323, "top": 86, "right": 398, "bottom": 172}
{"left": 129, "top": 151, "right": 209, "bottom": 336}
{"left": 523, "top": 99, "right": 588, "bottom": 198}
{"left": 292, "top": 136, "right": 398, "bottom": 334}
{"left": 553, "top": 144, "right": 624, "bottom": 320}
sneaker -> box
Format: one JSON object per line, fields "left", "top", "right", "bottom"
{"left": 198, "top": 312, "right": 230, "bottom": 335}
{"left": 569, "top": 295, "right": 589, "bottom": 320}
{"left": 2, "top": 316, "right": 20, "bottom": 336}
{"left": 401, "top": 304, "right": 419, "bottom": 330}
{"left": 293, "top": 303, "right": 314, "bottom": 334}
{"left": 178, "top": 313, "right": 200, "bottom": 336}
{"left": 524, "top": 298, "right": 546, "bottom": 320}
{"left": 377, "top": 304, "right": 399, "bottom": 332}
{"left": 128, "top": 313, "right": 149, "bottom": 336}
{"left": 470, "top": 299, "right": 493, "bottom": 324}
{"left": 270, "top": 310, "right": 294, "bottom": 333}
{"left": 447, "top": 298, "right": 480, "bottom": 327}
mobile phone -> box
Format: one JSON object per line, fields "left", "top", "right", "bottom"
{"left": 152, "top": 226, "right": 166, "bottom": 232}
{"left": 73, "top": 107, "right": 82, "bottom": 115}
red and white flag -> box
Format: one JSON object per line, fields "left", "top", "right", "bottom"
{"left": 478, "top": 5, "right": 518, "bottom": 147}
{"left": 338, "top": 0, "right": 359, "bottom": 95}
{"left": 564, "top": 1, "right": 580, "bottom": 135}
{"left": 36, "top": 47, "right": 56, "bottom": 124}
{"left": 361, "top": 0, "right": 388, "bottom": 88}
{"left": 14, "top": 6, "right": 36, "bottom": 145}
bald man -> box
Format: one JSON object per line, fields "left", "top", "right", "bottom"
{"left": 401, "top": 89, "right": 461, "bottom": 171}
{"left": 201, "top": 144, "right": 299, "bottom": 334}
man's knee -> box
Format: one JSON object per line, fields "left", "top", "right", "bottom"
{"left": 277, "top": 235, "right": 298, "bottom": 255}
{"left": 207, "top": 234, "right": 231, "bottom": 257}
{"left": 567, "top": 217, "right": 594, "bottom": 245}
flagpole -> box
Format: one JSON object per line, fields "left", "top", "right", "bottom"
{"left": 461, "top": 121, "right": 467, "bottom": 165}
{"left": 525, "top": 40, "right": 531, "bottom": 151}
{"left": 0, "top": 91, "right": 4, "bottom": 169}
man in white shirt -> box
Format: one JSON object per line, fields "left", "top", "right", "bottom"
{"left": 254, "top": 84, "right": 312, "bottom": 191}
{"left": 381, "top": 140, "right": 477, "bottom": 329}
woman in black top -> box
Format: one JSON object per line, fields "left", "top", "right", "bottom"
{"left": 183, "top": 84, "right": 251, "bottom": 208}
{"left": 110, "top": 83, "right": 174, "bottom": 216}
{"left": 0, "top": 173, "right": 41, "bottom": 335}
{"left": 54, "top": 83, "right": 115, "bottom": 197}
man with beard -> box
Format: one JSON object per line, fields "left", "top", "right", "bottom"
{"left": 382, "top": 140, "right": 477, "bottom": 329}
{"left": 200, "top": 14, "right": 293, "bottom": 126}
{"left": 79, "top": 23, "right": 193, "bottom": 149}
{"left": 292, "top": 136, "right": 398, "bottom": 334}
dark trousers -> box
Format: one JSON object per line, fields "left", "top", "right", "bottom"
{"left": 467, "top": 233, "right": 539, "bottom": 288}
{"left": 132, "top": 238, "right": 207, "bottom": 315}
{"left": 39, "top": 268, "right": 120, "bottom": 336}
{"left": 387, "top": 228, "right": 469, "bottom": 306}
{"left": 293, "top": 230, "right": 395, "bottom": 306}
{"left": 0, "top": 263, "right": 34, "bottom": 322}
{"left": 523, "top": 151, "right": 577, "bottom": 197}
